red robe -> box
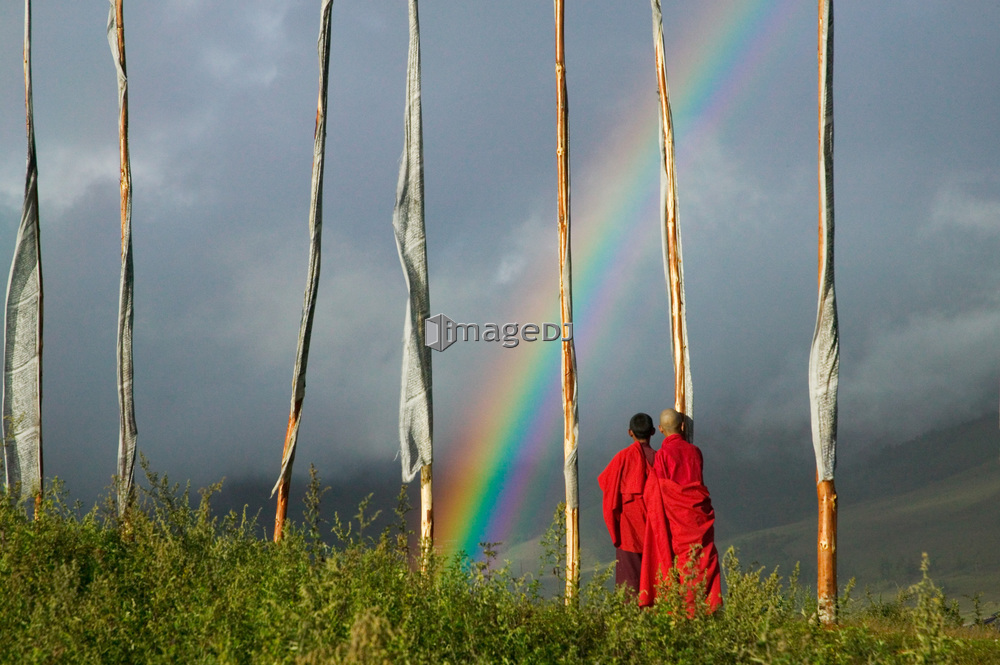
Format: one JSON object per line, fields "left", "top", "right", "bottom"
{"left": 597, "top": 441, "right": 651, "bottom": 553}
{"left": 638, "top": 434, "right": 722, "bottom": 613}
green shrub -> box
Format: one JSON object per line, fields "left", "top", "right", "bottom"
{"left": 1, "top": 469, "right": 998, "bottom": 664}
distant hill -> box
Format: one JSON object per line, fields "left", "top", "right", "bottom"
{"left": 725, "top": 458, "right": 1000, "bottom": 610}
{"left": 719, "top": 413, "right": 1000, "bottom": 609}
{"left": 706, "top": 414, "right": 1000, "bottom": 541}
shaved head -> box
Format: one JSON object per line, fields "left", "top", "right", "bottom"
{"left": 659, "top": 408, "right": 684, "bottom": 435}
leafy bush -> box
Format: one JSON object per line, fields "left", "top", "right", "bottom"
{"left": 0, "top": 469, "right": 998, "bottom": 664}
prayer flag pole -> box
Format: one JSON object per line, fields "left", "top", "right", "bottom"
{"left": 3, "top": 0, "right": 44, "bottom": 515}
{"left": 650, "top": 0, "right": 693, "bottom": 433}
{"left": 811, "top": 0, "right": 840, "bottom": 625}
{"left": 272, "top": 0, "right": 334, "bottom": 542}
{"left": 392, "top": 0, "right": 434, "bottom": 561}
{"left": 108, "top": 0, "right": 137, "bottom": 516}
{"left": 554, "top": 0, "right": 580, "bottom": 601}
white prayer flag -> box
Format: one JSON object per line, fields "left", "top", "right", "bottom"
{"left": 3, "top": 0, "right": 44, "bottom": 501}
{"left": 809, "top": 0, "right": 839, "bottom": 482}
{"left": 393, "top": 0, "right": 433, "bottom": 483}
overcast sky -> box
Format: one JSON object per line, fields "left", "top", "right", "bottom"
{"left": 1, "top": 1, "right": 998, "bottom": 551}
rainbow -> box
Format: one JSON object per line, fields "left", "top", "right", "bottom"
{"left": 438, "top": 0, "right": 804, "bottom": 557}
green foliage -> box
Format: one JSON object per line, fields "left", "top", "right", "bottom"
{"left": 1, "top": 471, "right": 998, "bottom": 664}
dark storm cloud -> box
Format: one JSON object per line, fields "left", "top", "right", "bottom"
{"left": 0, "top": 2, "right": 997, "bottom": 525}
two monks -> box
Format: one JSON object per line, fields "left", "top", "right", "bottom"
{"left": 598, "top": 408, "right": 722, "bottom": 613}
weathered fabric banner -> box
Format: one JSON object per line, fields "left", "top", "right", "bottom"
{"left": 392, "top": 0, "right": 433, "bottom": 483}
{"left": 273, "top": 0, "right": 333, "bottom": 496}
{"left": 3, "top": 0, "right": 43, "bottom": 500}
{"left": 650, "top": 0, "right": 693, "bottom": 436}
{"left": 809, "top": 0, "right": 839, "bottom": 482}
{"left": 108, "top": 0, "right": 137, "bottom": 514}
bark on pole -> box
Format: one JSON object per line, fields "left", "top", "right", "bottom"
{"left": 813, "top": 0, "right": 840, "bottom": 625}
{"left": 3, "top": 0, "right": 44, "bottom": 515}
{"left": 650, "top": 0, "right": 693, "bottom": 433}
{"left": 420, "top": 463, "right": 432, "bottom": 560}
{"left": 554, "top": 0, "right": 580, "bottom": 602}
{"left": 273, "top": 402, "right": 302, "bottom": 542}
{"left": 108, "top": 0, "right": 137, "bottom": 517}
{"left": 272, "top": 0, "right": 334, "bottom": 542}
{"left": 817, "top": 476, "right": 837, "bottom": 622}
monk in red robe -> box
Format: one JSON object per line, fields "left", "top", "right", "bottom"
{"left": 638, "top": 408, "right": 722, "bottom": 613}
{"left": 597, "top": 413, "right": 656, "bottom": 594}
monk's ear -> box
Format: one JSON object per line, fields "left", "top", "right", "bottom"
{"left": 627, "top": 429, "right": 634, "bottom": 439}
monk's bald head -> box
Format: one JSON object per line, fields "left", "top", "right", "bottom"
{"left": 659, "top": 408, "right": 684, "bottom": 435}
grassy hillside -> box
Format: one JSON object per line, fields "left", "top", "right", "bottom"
{"left": 4, "top": 471, "right": 1000, "bottom": 663}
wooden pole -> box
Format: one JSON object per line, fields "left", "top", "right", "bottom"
{"left": 273, "top": 402, "right": 301, "bottom": 542}
{"left": 554, "top": 0, "right": 580, "bottom": 601}
{"left": 649, "top": 1, "right": 693, "bottom": 437}
{"left": 113, "top": 0, "right": 129, "bottom": 250}
{"left": 420, "top": 463, "right": 432, "bottom": 567}
{"left": 653, "top": 33, "right": 684, "bottom": 417}
{"left": 111, "top": 0, "right": 138, "bottom": 517}
{"left": 815, "top": 0, "right": 838, "bottom": 624}
{"left": 817, "top": 477, "right": 837, "bottom": 621}
{"left": 272, "top": 0, "right": 333, "bottom": 542}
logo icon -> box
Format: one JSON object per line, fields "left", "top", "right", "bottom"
{"left": 424, "top": 313, "right": 456, "bottom": 352}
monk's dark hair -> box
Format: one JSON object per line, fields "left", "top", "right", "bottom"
{"left": 629, "top": 413, "right": 655, "bottom": 440}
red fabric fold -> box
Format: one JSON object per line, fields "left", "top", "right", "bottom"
{"left": 598, "top": 441, "right": 650, "bottom": 553}
{"left": 638, "top": 443, "right": 722, "bottom": 613}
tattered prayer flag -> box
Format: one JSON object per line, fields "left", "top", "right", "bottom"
{"left": 393, "top": 0, "right": 433, "bottom": 485}
{"left": 810, "top": 0, "right": 839, "bottom": 483}
{"left": 650, "top": 0, "right": 693, "bottom": 434}
{"left": 3, "top": 0, "right": 43, "bottom": 502}
{"left": 272, "top": 0, "right": 334, "bottom": 540}
{"left": 108, "top": 0, "right": 137, "bottom": 515}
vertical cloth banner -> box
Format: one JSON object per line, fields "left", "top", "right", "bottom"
{"left": 108, "top": 0, "right": 137, "bottom": 514}
{"left": 810, "top": 0, "right": 838, "bottom": 482}
{"left": 3, "top": 0, "right": 44, "bottom": 501}
{"left": 393, "top": 0, "right": 433, "bottom": 484}
{"left": 650, "top": 0, "right": 693, "bottom": 433}
{"left": 272, "top": 0, "right": 334, "bottom": 500}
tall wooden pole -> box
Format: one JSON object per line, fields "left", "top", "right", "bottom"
{"left": 554, "top": 0, "right": 580, "bottom": 601}
{"left": 272, "top": 0, "right": 334, "bottom": 542}
{"left": 109, "top": 0, "right": 138, "bottom": 517}
{"left": 813, "top": 0, "right": 840, "bottom": 625}
{"left": 650, "top": 0, "right": 692, "bottom": 431}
